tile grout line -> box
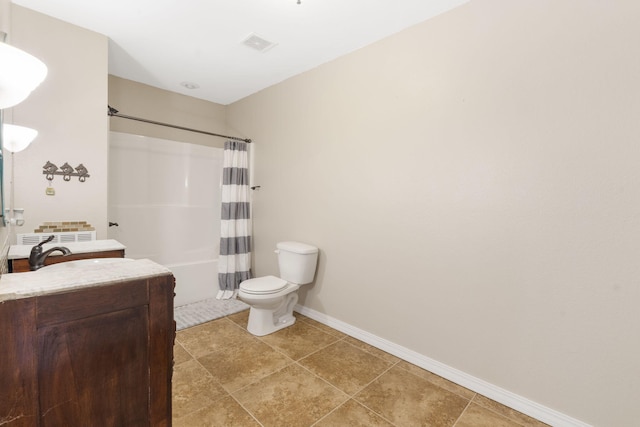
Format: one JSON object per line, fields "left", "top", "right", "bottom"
{"left": 340, "top": 336, "right": 401, "bottom": 365}
{"left": 468, "top": 397, "right": 537, "bottom": 427}
{"left": 393, "top": 362, "right": 479, "bottom": 403}
{"left": 297, "top": 315, "right": 350, "bottom": 339}
{"left": 451, "top": 399, "right": 474, "bottom": 427}
{"left": 287, "top": 335, "right": 347, "bottom": 362}
{"left": 227, "top": 392, "right": 266, "bottom": 427}
{"left": 228, "top": 358, "right": 297, "bottom": 397}
{"left": 176, "top": 311, "right": 539, "bottom": 427}
{"left": 174, "top": 312, "right": 329, "bottom": 424}
{"left": 298, "top": 315, "right": 406, "bottom": 368}
{"left": 309, "top": 398, "right": 399, "bottom": 427}
{"left": 176, "top": 349, "right": 237, "bottom": 423}
{"left": 350, "top": 361, "right": 478, "bottom": 426}
{"left": 254, "top": 317, "right": 347, "bottom": 363}
{"left": 182, "top": 313, "right": 395, "bottom": 425}
{"left": 174, "top": 333, "right": 239, "bottom": 422}
{"left": 170, "top": 370, "right": 231, "bottom": 421}
{"left": 174, "top": 316, "right": 265, "bottom": 424}
{"left": 253, "top": 317, "right": 396, "bottom": 425}
{"left": 291, "top": 360, "right": 365, "bottom": 427}
{"left": 256, "top": 315, "right": 400, "bottom": 423}
{"left": 342, "top": 361, "right": 401, "bottom": 422}
{"left": 178, "top": 314, "right": 367, "bottom": 425}
{"left": 229, "top": 360, "right": 347, "bottom": 427}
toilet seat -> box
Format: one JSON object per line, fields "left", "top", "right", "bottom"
{"left": 240, "top": 275, "right": 288, "bottom": 295}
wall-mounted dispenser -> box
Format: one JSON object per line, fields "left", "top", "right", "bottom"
{"left": 4, "top": 208, "right": 24, "bottom": 226}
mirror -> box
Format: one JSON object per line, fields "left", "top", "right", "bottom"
{"left": 0, "top": 110, "right": 5, "bottom": 227}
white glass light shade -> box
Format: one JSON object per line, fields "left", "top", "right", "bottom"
{"left": 3, "top": 123, "right": 37, "bottom": 152}
{"left": 0, "top": 42, "right": 48, "bottom": 109}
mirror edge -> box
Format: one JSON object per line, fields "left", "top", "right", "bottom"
{"left": 0, "top": 109, "right": 5, "bottom": 227}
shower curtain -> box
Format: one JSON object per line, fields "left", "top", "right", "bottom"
{"left": 217, "top": 140, "right": 252, "bottom": 299}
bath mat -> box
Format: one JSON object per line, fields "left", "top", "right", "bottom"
{"left": 175, "top": 297, "right": 249, "bottom": 330}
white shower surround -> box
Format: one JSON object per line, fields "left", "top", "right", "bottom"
{"left": 108, "top": 131, "right": 224, "bottom": 306}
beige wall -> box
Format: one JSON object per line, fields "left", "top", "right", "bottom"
{"left": 108, "top": 75, "right": 230, "bottom": 150}
{"left": 8, "top": 5, "right": 108, "bottom": 238}
{"left": 228, "top": 1, "right": 640, "bottom": 425}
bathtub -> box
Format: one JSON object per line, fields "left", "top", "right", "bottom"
{"left": 169, "top": 259, "right": 220, "bottom": 307}
{"left": 108, "top": 131, "right": 224, "bottom": 309}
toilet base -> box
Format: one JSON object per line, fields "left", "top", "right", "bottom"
{"left": 245, "top": 292, "right": 298, "bottom": 336}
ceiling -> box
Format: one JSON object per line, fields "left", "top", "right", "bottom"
{"left": 13, "top": 0, "right": 469, "bottom": 105}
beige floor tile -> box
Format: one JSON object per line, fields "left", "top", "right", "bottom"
{"left": 315, "top": 399, "right": 394, "bottom": 427}
{"left": 227, "top": 309, "right": 250, "bottom": 327}
{"left": 173, "top": 313, "right": 549, "bottom": 427}
{"left": 342, "top": 336, "right": 401, "bottom": 365}
{"left": 173, "top": 395, "right": 260, "bottom": 427}
{"left": 455, "top": 403, "right": 522, "bottom": 427}
{"left": 299, "top": 340, "right": 393, "bottom": 395}
{"left": 472, "top": 395, "right": 550, "bottom": 427}
{"left": 258, "top": 319, "right": 341, "bottom": 360}
{"left": 172, "top": 359, "right": 228, "bottom": 419}
{"left": 176, "top": 317, "right": 255, "bottom": 358}
{"left": 355, "top": 366, "right": 469, "bottom": 427}
{"left": 233, "top": 364, "right": 348, "bottom": 427}
{"left": 396, "top": 360, "right": 476, "bottom": 400}
{"left": 198, "top": 338, "right": 293, "bottom": 392}
{"left": 173, "top": 342, "right": 193, "bottom": 366}
{"left": 296, "top": 314, "right": 348, "bottom": 339}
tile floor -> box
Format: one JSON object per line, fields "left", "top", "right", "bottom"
{"left": 173, "top": 310, "right": 549, "bottom": 427}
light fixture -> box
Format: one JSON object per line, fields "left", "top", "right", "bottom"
{"left": 3, "top": 123, "right": 37, "bottom": 152}
{"left": 0, "top": 34, "right": 48, "bottom": 109}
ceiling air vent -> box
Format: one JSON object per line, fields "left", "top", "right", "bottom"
{"left": 241, "top": 33, "right": 277, "bottom": 52}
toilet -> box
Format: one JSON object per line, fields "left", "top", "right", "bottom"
{"left": 238, "top": 241, "right": 318, "bottom": 336}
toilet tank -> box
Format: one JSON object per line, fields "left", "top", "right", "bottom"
{"left": 276, "top": 241, "right": 319, "bottom": 285}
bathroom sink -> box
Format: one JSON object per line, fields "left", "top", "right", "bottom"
{"left": 38, "top": 258, "right": 134, "bottom": 271}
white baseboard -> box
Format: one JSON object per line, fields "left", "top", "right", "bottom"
{"left": 294, "top": 304, "right": 591, "bottom": 427}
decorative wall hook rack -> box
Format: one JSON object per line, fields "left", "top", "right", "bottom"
{"left": 42, "top": 161, "right": 90, "bottom": 182}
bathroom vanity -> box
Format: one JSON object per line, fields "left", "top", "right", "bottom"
{"left": 7, "top": 239, "right": 126, "bottom": 272}
{"left": 0, "top": 258, "right": 174, "bottom": 426}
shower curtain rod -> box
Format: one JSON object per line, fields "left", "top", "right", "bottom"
{"left": 107, "top": 105, "right": 252, "bottom": 143}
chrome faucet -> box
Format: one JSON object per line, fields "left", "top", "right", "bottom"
{"left": 29, "top": 235, "right": 72, "bottom": 271}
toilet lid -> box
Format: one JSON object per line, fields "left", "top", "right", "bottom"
{"left": 240, "top": 275, "right": 288, "bottom": 294}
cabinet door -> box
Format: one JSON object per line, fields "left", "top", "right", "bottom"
{"left": 38, "top": 307, "right": 149, "bottom": 427}
{"left": 0, "top": 298, "right": 38, "bottom": 427}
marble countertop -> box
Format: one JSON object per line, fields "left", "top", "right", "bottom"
{"left": 8, "top": 239, "right": 126, "bottom": 260}
{"left": 0, "top": 258, "right": 172, "bottom": 302}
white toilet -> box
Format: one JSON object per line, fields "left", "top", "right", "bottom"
{"left": 238, "top": 241, "right": 318, "bottom": 336}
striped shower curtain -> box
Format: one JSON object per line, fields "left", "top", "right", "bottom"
{"left": 217, "top": 140, "right": 252, "bottom": 300}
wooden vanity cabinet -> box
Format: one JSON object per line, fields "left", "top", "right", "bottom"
{"left": 9, "top": 248, "right": 126, "bottom": 273}
{"left": 0, "top": 274, "right": 174, "bottom": 426}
